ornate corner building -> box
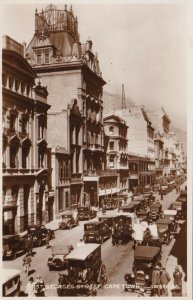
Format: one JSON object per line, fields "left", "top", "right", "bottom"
{"left": 2, "top": 36, "right": 50, "bottom": 234}
{"left": 26, "top": 4, "right": 106, "bottom": 209}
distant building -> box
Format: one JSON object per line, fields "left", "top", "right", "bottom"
{"left": 115, "top": 107, "right": 156, "bottom": 188}
{"left": 2, "top": 36, "right": 50, "bottom": 234}
{"left": 103, "top": 114, "right": 129, "bottom": 193}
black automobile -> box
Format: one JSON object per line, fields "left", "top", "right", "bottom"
{"left": 83, "top": 221, "right": 111, "bottom": 244}
{"left": 136, "top": 210, "right": 150, "bottom": 222}
{"left": 149, "top": 203, "right": 162, "bottom": 221}
{"left": 103, "top": 198, "right": 118, "bottom": 210}
{"left": 47, "top": 244, "right": 73, "bottom": 270}
{"left": 124, "top": 245, "right": 161, "bottom": 293}
{"left": 57, "top": 244, "right": 107, "bottom": 296}
{"left": 27, "top": 225, "right": 55, "bottom": 247}
{"left": 122, "top": 203, "right": 136, "bottom": 213}
{"left": 77, "top": 206, "right": 97, "bottom": 220}
{"left": 3, "top": 235, "right": 26, "bottom": 260}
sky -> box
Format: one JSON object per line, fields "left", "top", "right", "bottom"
{"left": 1, "top": 0, "right": 189, "bottom": 132}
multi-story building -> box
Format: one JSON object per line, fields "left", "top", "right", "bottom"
{"left": 103, "top": 114, "right": 129, "bottom": 194}
{"left": 154, "top": 131, "right": 164, "bottom": 178}
{"left": 116, "top": 106, "right": 156, "bottom": 188}
{"left": 26, "top": 4, "right": 106, "bottom": 208}
{"left": 2, "top": 36, "right": 50, "bottom": 234}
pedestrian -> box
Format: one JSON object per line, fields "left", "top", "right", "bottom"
{"left": 34, "top": 274, "right": 46, "bottom": 296}
{"left": 45, "top": 233, "right": 50, "bottom": 249}
{"left": 160, "top": 266, "right": 171, "bottom": 296}
{"left": 77, "top": 238, "right": 84, "bottom": 247}
{"left": 23, "top": 253, "right": 32, "bottom": 276}
{"left": 152, "top": 265, "right": 161, "bottom": 296}
{"left": 25, "top": 234, "right": 33, "bottom": 255}
{"left": 25, "top": 277, "right": 35, "bottom": 296}
{"left": 173, "top": 265, "right": 182, "bottom": 295}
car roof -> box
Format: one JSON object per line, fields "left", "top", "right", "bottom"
{"left": 122, "top": 203, "right": 136, "bottom": 208}
{"left": 2, "top": 269, "right": 21, "bottom": 284}
{"left": 134, "top": 196, "right": 145, "bottom": 201}
{"left": 164, "top": 210, "right": 177, "bottom": 216}
{"left": 84, "top": 221, "right": 103, "bottom": 225}
{"left": 132, "top": 200, "right": 141, "bottom": 204}
{"left": 156, "top": 219, "right": 173, "bottom": 224}
{"left": 150, "top": 203, "right": 162, "bottom": 208}
{"left": 51, "top": 245, "right": 72, "bottom": 255}
{"left": 134, "top": 246, "right": 160, "bottom": 260}
{"left": 65, "top": 244, "right": 100, "bottom": 261}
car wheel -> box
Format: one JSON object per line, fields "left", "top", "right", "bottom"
{"left": 68, "top": 222, "right": 72, "bottom": 230}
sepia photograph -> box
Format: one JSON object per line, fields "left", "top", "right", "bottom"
{"left": 1, "top": 0, "right": 191, "bottom": 298}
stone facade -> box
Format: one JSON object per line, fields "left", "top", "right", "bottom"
{"left": 2, "top": 36, "right": 50, "bottom": 234}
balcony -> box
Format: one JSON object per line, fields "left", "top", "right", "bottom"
{"left": 71, "top": 173, "right": 82, "bottom": 184}
{"left": 83, "top": 169, "right": 118, "bottom": 180}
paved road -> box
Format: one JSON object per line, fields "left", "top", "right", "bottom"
{"left": 3, "top": 182, "right": 186, "bottom": 296}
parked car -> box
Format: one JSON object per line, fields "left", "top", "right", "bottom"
{"left": 159, "top": 185, "right": 169, "bottom": 195}
{"left": 2, "top": 269, "right": 21, "bottom": 296}
{"left": 170, "top": 201, "right": 185, "bottom": 220}
{"left": 83, "top": 221, "right": 111, "bottom": 244}
{"left": 77, "top": 206, "right": 97, "bottom": 220}
{"left": 149, "top": 203, "right": 162, "bottom": 221}
{"left": 156, "top": 218, "right": 173, "bottom": 244}
{"left": 103, "top": 198, "right": 117, "bottom": 210}
{"left": 57, "top": 243, "right": 107, "bottom": 296}
{"left": 59, "top": 210, "right": 79, "bottom": 230}
{"left": 124, "top": 245, "right": 161, "bottom": 293}
{"left": 27, "top": 225, "right": 55, "bottom": 247}
{"left": 47, "top": 244, "right": 73, "bottom": 271}
{"left": 143, "top": 185, "right": 152, "bottom": 194}
{"left": 3, "top": 235, "right": 26, "bottom": 260}
{"left": 130, "top": 200, "right": 141, "bottom": 211}
{"left": 136, "top": 210, "right": 150, "bottom": 222}
{"left": 163, "top": 210, "right": 178, "bottom": 233}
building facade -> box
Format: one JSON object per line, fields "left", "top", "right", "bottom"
{"left": 2, "top": 36, "right": 50, "bottom": 234}
{"left": 103, "top": 115, "right": 129, "bottom": 193}
{"left": 26, "top": 4, "right": 106, "bottom": 208}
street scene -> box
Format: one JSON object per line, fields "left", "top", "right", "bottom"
{"left": 2, "top": 2, "right": 188, "bottom": 298}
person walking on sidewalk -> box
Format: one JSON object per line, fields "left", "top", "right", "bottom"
{"left": 23, "top": 253, "right": 32, "bottom": 276}
{"left": 172, "top": 265, "right": 182, "bottom": 296}
{"left": 152, "top": 265, "right": 161, "bottom": 296}
{"left": 160, "top": 266, "right": 171, "bottom": 296}
{"left": 25, "top": 277, "right": 35, "bottom": 296}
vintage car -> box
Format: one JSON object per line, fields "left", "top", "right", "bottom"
{"left": 159, "top": 184, "right": 169, "bottom": 195}
{"left": 143, "top": 185, "right": 153, "bottom": 194}
{"left": 57, "top": 243, "right": 107, "bottom": 296}
{"left": 130, "top": 200, "right": 141, "bottom": 211}
{"left": 152, "top": 184, "right": 160, "bottom": 192}
{"left": 27, "top": 225, "right": 55, "bottom": 247}
{"left": 112, "top": 213, "right": 134, "bottom": 245}
{"left": 124, "top": 245, "right": 161, "bottom": 292}
{"left": 122, "top": 203, "right": 137, "bottom": 213}
{"left": 47, "top": 244, "right": 73, "bottom": 270}
{"left": 98, "top": 214, "right": 115, "bottom": 229}
{"left": 170, "top": 201, "right": 185, "bottom": 220}
{"left": 149, "top": 203, "right": 162, "bottom": 221}
{"left": 83, "top": 221, "right": 111, "bottom": 244}
{"left": 163, "top": 210, "right": 178, "bottom": 233}
{"left": 156, "top": 219, "right": 173, "bottom": 244}
{"left": 59, "top": 210, "right": 79, "bottom": 230}
{"left": 136, "top": 210, "right": 150, "bottom": 222}
{"left": 141, "top": 193, "right": 155, "bottom": 206}
{"left": 103, "top": 198, "right": 118, "bottom": 210}
{"left": 2, "top": 269, "right": 21, "bottom": 296}
{"left": 3, "top": 235, "right": 26, "bottom": 260}
{"left": 77, "top": 206, "right": 97, "bottom": 220}
{"left": 133, "top": 196, "right": 147, "bottom": 210}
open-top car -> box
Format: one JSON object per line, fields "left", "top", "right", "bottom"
{"left": 59, "top": 210, "right": 79, "bottom": 230}
{"left": 103, "top": 198, "right": 118, "bottom": 210}
{"left": 149, "top": 203, "right": 162, "bottom": 221}
{"left": 47, "top": 244, "right": 73, "bottom": 270}
{"left": 3, "top": 235, "right": 26, "bottom": 260}
{"left": 57, "top": 243, "right": 107, "bottom": 296}
{"left": 83, "top": 221, "right": 111, "bottom": 244}
{"left": 27, "top": 225, "right": 55, "bottom": 247}
{"left": 77, "top": 206, "right": 97, "bottom": 220}
{"left": 156, "top": 218, "right": 173, "bottom": 244}
{"left": 124, "top": 245, "right": 161, "bottom": 293}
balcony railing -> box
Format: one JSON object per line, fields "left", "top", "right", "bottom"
{"left": 84, "top": 169, "right": 118, "bottom": 177}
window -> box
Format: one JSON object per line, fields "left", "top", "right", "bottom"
{"left": 109, "top": 157, "right": 114, "bottom": 168}
{"left": 37, "top": 54, "right": 42, "bottom": 65}
{"left": 22, "top": 146, "right": 29, "bottom": 168}
{"left": 10, "top": 114, "right": 16, "bottom": 131}
{"left": 21, "top": 115, "right": 28, "bottom": 133}
{"left": 38, "top": 147, "right": 44, "bottom": 168}
{"left": 45, "top": 53, "right": 49, "bottom": 63}
{"left": 58, "top": 189, "right": 63, "bottom": 211}
{"left": 10, "top": 145, "right": 18, "bottom": 168}
{"left": 109, "top": 141, "right": 114, "bottom": 150}
{"left": 109, "top": 126, "right": 114, "bottom": 135}
{"left": 66, "top": 191, "right": 69, "bottom": 209}
{"left": 38, "top": 118, "right": 44, "bottom": 139}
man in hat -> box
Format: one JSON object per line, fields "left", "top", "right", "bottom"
{"left": 152, "top": 265, "right": 161, "bottom": 296}
{"left": 173, "top": 265, "right": 182, "bottom": 295}
{"left": 160, "top": 266, "right": 171, "bottom": 296}
{"left": 23, "top": 253, "right": 32, "bottom": 276}
{"left": 34, "top": 274, "right": 45, "bottom": 296}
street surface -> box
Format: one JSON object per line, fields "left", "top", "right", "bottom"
{"left": 3, "top": 182, "right": 186, "bottom": 296}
